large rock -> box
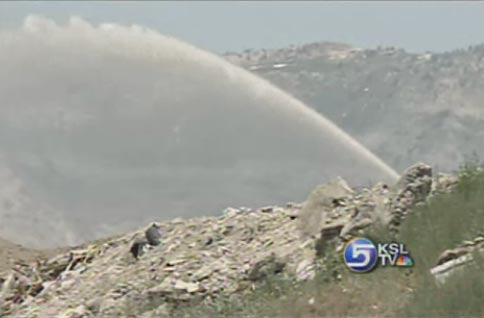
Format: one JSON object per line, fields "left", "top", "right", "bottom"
{"left": 394, "top": 163, "right": 433, "bottom": 199}
{"left": 299, "top": 177, "right": 354, "bottom": 238}
{"left": 389, "top": 163, "right": 433, "bottom": 233}
{"left": 431, "top": 236, "right": 484, "bottom": 284}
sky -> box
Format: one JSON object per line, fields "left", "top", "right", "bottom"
{"left": 1, "top": 1, "right": 484, "bottom": 54}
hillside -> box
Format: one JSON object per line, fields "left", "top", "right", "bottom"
{"left": 3, "top": 163, "right": 476, "bottom": 318}
{"left": 224, "top": 42, "right": 484, "bottom": 172}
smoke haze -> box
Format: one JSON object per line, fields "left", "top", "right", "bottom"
{"left": 0, "top": 16, "right": 397, "bottom": 247}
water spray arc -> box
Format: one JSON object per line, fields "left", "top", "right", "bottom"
{"left": 0, "top": 16, "right": 398, "bottom": 247}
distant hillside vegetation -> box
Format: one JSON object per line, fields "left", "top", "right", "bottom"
{"left": 225, "top": 42, "right": 484, "bottom": 172}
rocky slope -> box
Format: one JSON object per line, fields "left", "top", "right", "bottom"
{"left": 0, "top": 238, "right": 58, "bottom": 274}
{"left": 224, "top": 42, "right": 484, "bottom": 172}
{"left": 1, "top": 163, "right": 468, "bottom": 318}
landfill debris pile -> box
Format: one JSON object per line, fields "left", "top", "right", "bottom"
{"left": 0, "top": 163, "right": 462, "bottom": 317}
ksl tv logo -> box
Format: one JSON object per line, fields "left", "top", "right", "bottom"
{"left": 343, "top": 237, "right": 414, "bottom": 273}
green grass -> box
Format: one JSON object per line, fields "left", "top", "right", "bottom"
{"left": 396, "top": 162, "right": 484, "bottom": 317}
{"left": 402, "top": 254, "right": 484, "bottom": 318}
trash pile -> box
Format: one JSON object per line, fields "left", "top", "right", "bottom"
{"left": 0, "top": 163, "right": 461, "bottom": 317}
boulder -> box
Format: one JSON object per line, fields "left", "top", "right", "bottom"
{"left": 145, "top": 223, "right": 162, "bottom": 246}
{"left": 299, "top": 177, "right": 354, "bottom": 238}
{"left": 389, "top": 163, "right": 432, "bottom": 233}
{"left": 431, "top": 253, "right": 474, "bottom": 284}
{"left": 129, "top": 237, "right": 148, "bottom": 260}
{"left": 431, "top": 236, "right": 484, "bottom": 283}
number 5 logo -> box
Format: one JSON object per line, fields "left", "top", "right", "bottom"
{"left": 344, "top": 237, "right": 378, "bottom": 273}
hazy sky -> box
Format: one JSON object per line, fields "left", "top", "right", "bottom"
{"left": 1, "top": 1, "right": 484, "bottom": 54}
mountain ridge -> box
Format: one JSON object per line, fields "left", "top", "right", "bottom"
{"left": 223, "top": 41, "right": 484, "bottom": 172}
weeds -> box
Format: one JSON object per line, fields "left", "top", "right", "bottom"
{"left": 398, "top": 162, "right": 484, "bottom": 318}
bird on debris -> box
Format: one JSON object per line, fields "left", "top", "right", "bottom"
{"left": 130, "top": 223, "right": 163, "bottom": 260}
{"left": 130, "top": 237, "right": 148, "bottom": 260}
{"left": 145, "top": 223, "right": 162, "bottom": 246}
